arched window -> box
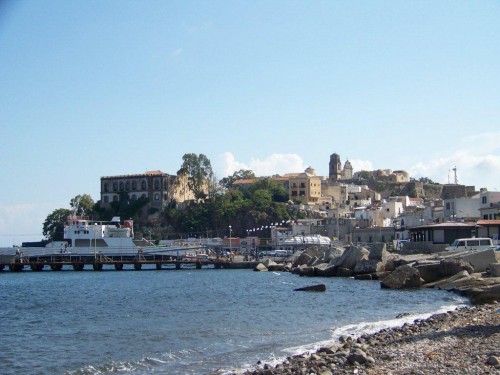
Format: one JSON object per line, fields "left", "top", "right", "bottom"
{"left": 154, "top": 179, "right": 160, "bottom": 190}
{"left": 113, "top": 182, "right": 118, "bottom": 191}
{"left": 119, "top": 182, "right": 124, "bottom": 191}
{"left": 104, "top": 183, "right": 109, "bottom": 192}
{"left": 141, "top": 180, "right": 147, "bottom": 190}
{"left": 132, "top": 181, "right": 137, "bottom": 190}
{"left": 125, "top": 181, "right": 130, "bottom": 190}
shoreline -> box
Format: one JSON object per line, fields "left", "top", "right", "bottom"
{"left": 233, "top": 302, "right": 500, "bottom": 375}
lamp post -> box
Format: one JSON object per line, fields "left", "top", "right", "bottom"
{"left": 229, "top": 225, "right": 232, "bottom": 254}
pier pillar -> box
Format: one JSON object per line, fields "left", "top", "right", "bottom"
{"left": 72, "top": 263, "right": 85, "bottom": 271}
{"left": 114, "top": 263, "right": 123, "bottom": 271}
{"left": 156, "top": 263, "right": 162, "bottom": 270}
{"left": 30, "top": 264, "right": 44, "bottom": 272}
{"left": 50, "top": 264, "right": 63, "bottom": 271}
{"left": 195, "top": 262, "right": 202, "bottom": 269}
{"left": 0, "top": 264, "right": 5, "bottom": 271}
{"left": 92, "top": 263, "right": 103, "bottom": 271}
{"left": 175, "top": 262, "right": 181, "bottom": 270}
{"left": 134, "top": 263, "right": 142, "bottom": 271}
{"left": 9, "top": 263, "right": 23, "bottom": 272}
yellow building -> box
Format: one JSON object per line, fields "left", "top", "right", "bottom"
{"left": 286, "top": 167, "right": 322, "bottom": 204}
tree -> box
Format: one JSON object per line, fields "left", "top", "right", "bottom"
{"left": 219, "top": 169, "right": 256, "bottom": 189}
{"left": 177, "top": 153, "right": 214, "bottom": 200}
{"left": 70, "top": 194, "right": 95, "bottom": 217}
{"left": 43, "top": 208, "right": 72, "bottom": 241}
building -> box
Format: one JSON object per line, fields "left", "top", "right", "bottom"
{"left": 100, "top": 170, "right": 196, "bottom": 210}
{"left": 287, "top": 168, "right": 322, "bottom": 204}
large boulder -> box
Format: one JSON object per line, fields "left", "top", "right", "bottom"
{"left": 354, "top": 259, "right": 385, "bottom": 275}
{"left": 314, "top": 263, "right": 337, "bottom": 277}
{"left": 254, "top": 263, "right": 268, "bottom": 272}
{"left": 380, "top": 265, "right": 423, "bottom": 289}
{"left": 293, "top": 252, "right": 313, "bottom": 267}
{"left": 368, "top": 243, "right": 389, "bottom": 262}
{"left": 466, "top": 283, "right": 500, "bottom": 305}
{"left": 416, "top": 258, "right": 474, "bottom": 283}
{"left": 333, "top": 245, "right": 369, "bottom": 270}
{"left": 458, "top": 249, "right": 498, "bottom": 273}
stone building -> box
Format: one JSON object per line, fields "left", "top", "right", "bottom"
{"left": 100, "top": 170, "right": 195, "bottom": 210}
{"left": 287, "top": 167, "right": 322, "bottom": 204}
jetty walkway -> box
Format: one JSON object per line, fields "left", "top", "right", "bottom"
{"left": 0, "top": 253, "right": 260, "bottom": 272}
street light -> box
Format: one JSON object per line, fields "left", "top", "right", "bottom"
{"left": 229, "top": 225, "right": 232, "bottom": 254}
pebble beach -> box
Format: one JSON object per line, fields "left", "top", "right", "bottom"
{"left": 240, "top": 302, "right": 500, "bottom": 375}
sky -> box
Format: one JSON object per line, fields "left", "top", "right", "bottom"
{"left": 1, "top": 1, "right": 500, "bottom": 246}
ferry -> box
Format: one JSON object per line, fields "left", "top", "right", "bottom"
{"left": 0, "top": 216, "right": 205, "bottom": 259}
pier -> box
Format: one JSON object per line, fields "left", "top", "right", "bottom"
{"left": 0, "top": 254, "right": 260, "bottom": 272}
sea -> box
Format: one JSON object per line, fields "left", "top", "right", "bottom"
{"left": 0, "top": 266, "right": 468, "bottom": 375}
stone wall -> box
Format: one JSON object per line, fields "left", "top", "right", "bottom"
{"left": 400, "top": 241, "right": 447, "bottom": 255}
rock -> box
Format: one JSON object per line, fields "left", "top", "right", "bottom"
{"left": 458, "top": 249, "right": 498, "bottom": 273}
{"left": 466, "top": 283, "right": 500, "bottom": 305}
{"left": 347, "top": 349, "right": 370, "bottom": 365}
{"left": 490, "top": 263, "right": 500, "bottom": 277}
{"left": 336, "top": 267, "right": 354, "bottom": 277}
{"left": 486, "top": 355, "right": 500, "bottom": 366}
{"left": 254, "top": 263, "right": 268, "bottom": 272}
{"left": 262, "top": 258, "right": 278, "bottom": 268}
{"left": 380, "top": 265, "right": 423, "bottom": 289}
{"left": 368, "top": 243, "right": 389, "bottom": 262}
{"left": 426, "top": 270, "right": 471, "bottom": 289}
{"left": 354, "top": 273, "right": 373, "bottom": 280}
{"left": 293, "top": 252, "right": 313, "bottom": 267}
{"left": 294, "top": 284, "right": 326, "bottom": 292}
{"left": 416, "top": 259, "right": 474, "bottom": 283}
{"left": 314, "top": 263, "right": 337, "bottom": 277}
{"left": 333, "top": 245, "right": 369, "bottom": 270}
{"left": 354, "top": 259, "right": 385, "bottom": 275}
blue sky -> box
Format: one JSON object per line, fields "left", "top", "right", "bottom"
{"left": 1, "top": 1, "right": 500, "bottom": 245}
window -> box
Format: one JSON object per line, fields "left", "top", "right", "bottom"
{"left": 104, "top": 196, "right": 109, "bottom": 203}
{"left": 141, "top": 180, "right": 147, "bottom": 190}
{"left": 113, "top": 195, "right": 118, "bottom": 202}
{"left": 445, "top": 202, "right": 450, "bottom": 210}
{"left": 479, "top": 239, "right": 491, "bottom": 246}
{"left": 468, "top": 240, "right": 479, "bottom": 246}
{"left": 125, "top": 181, "right": 130, "bottom": 190}
{"left": 131, "top": 194, "right": 137, "bottom": 200}
{"left": 482, "top": 196, "right": 487, "bottom": 204}
{"left": 119, "top": 182, "right": 124, "bottom": 191}
{"left": 132, "top": 181, "right": 137, "bottom": 190}
{"left": 154, "top": 180, "right": 160, "bottom": 190}
{"left": 104, "top": 183, "right": 109, "bottom": 192}
{"left": 113, "top": 182, "right": 118, "bottom": 191}
{"left": 154, "top": 193, "right": 160, "bottom": 201}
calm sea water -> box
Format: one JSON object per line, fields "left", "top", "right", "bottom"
{"left": 0, "top": 266, "right": 468, "bottom": 375}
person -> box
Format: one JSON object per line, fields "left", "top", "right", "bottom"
{"left": 15, "top": 247, "right": 20, "bottom": 256}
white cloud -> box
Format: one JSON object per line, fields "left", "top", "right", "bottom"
{"left": 349, "top": 159, "right": 373, "bottom": 173}
{"left": 410, "top": 131, "right": 500, "bottom": 189}
{"left": 218, "top": 152, "right": 306, "bottom": 177}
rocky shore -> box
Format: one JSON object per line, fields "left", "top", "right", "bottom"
{"left": 239, "top": 302, "right": 500, "bottom": 375}
{"left": 236, "top": 245, "right": 500, "bottom": 375}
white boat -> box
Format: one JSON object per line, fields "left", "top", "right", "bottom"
{"left": 0, "top": 216, "right": 203, "bottom": 258}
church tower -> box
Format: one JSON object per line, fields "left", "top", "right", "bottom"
{"left": 329, "top": 153, "right": 342, "bottom": 182}
{"left": 342, "top": 159, "right": 353, "bottom": 180}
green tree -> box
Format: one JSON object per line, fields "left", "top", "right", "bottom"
{"left": 219, "top": 169, "right": 256, "bottom": 189}
{"left": 70, "top": 194, "right": 95, "bottom": 217}
{"left": 177, "top": 153, "right": 214, "bottom": 200}
{"left": 43, "top": 208, "right": 72, "bottom": 241}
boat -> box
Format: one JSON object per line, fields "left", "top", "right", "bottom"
{"left": 0, "top": 216, "right": 204, "bottom": 259}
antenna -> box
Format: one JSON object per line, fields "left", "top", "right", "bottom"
{"left": 453, "top": 166, "right": 458, "bottom": 185}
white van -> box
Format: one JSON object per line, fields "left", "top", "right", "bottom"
{"left": 445, "top": 238, "right": 494, "bottom": 252}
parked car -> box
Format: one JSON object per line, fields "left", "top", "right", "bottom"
{"left": 445, "top": 238, "right": 494, "bottom": 252}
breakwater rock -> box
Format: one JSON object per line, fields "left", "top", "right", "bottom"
{"left": 284, "top": 245, "right": 500, "bottom": 305}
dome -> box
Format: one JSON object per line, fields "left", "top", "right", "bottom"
{"left": 305, "top": 166, "right": 316, "bottom": 176}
